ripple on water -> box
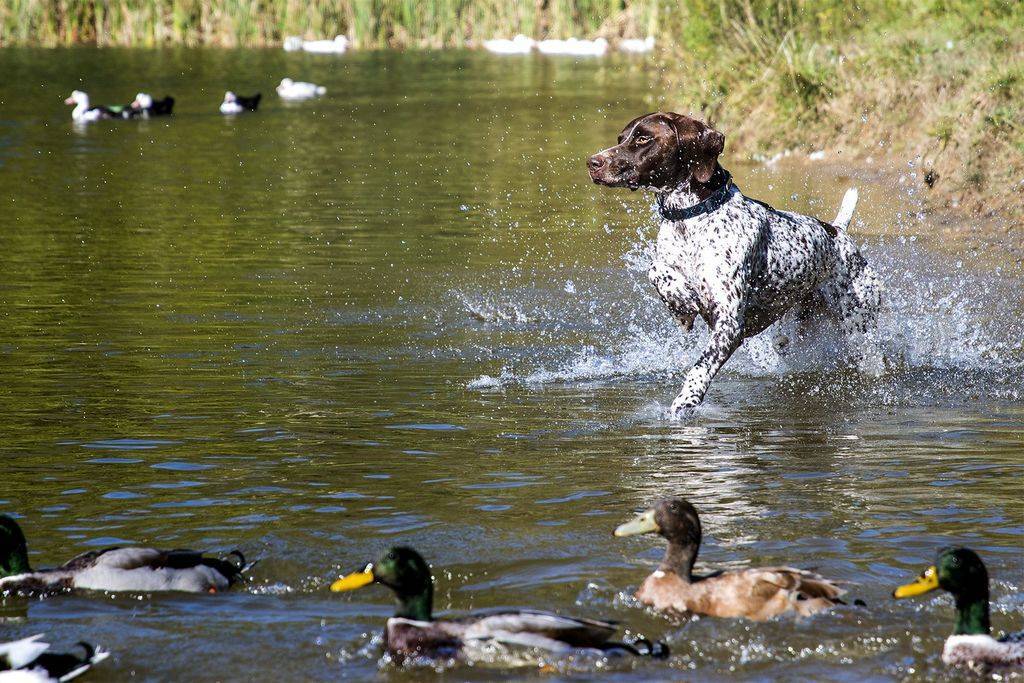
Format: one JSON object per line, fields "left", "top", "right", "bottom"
{"left": 82, "top": 438, "right": 180, "bottom": 450}
{"left": 87, "top": 457, "right": 144, "bottom": 464}
{"left": 386, "top": 423, "right": 467, "bottom": 431}
{"left": 151, "top": 461, "right": 217, "bottom": 471}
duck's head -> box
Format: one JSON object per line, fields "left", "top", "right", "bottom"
{"left": 64, "top": 90, "right": 87, "bottom": 106}
{"left": 894, "top": 547, "right": 988, "bottom": 600}
{"left": 223, "top": 91, "right": 237, "bottom": 103}
{"left": 894, "top": 547, "right": 991, "bottom": 636}
{"left": 131, "top": 93, "right": 153, "bottom": 109}
{"left": 279, "top": 78, "right": 294, "bottom": 88}
{"left": 615, "top": 497, "right": 702, "bottom": 547}
{"left": 331, "top": 546, "right": 434, "bottom": 621}
{"left": 0, "top": 515, "right": 31, "bottom": 577}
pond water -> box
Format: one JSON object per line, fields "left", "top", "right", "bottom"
{"left": 0, "top": 48, "right": 1021, "bottom": 681}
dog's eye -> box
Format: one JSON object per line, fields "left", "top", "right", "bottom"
{"left": 635, "top": 135, "right": 652, "bottom": 145}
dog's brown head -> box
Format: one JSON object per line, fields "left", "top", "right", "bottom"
{"left": 588, "top": 112, "right": 725, "bottom": 191}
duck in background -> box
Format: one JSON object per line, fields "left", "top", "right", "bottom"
{"left": 619, "top": 36, "right": 655, "bottom": 53}
{"left": 276, "top": 78, "right": 326, "bottom": 100}
{"left": 537, "top": 37, "right": 607, "bottom": 56}
{"left": 614, "top": 498, "right": 847, "bottom": 619}
{"left": 127, "top": 93, "right": 175, "bottom": 118}
{"left": 63, "top": 91, "right": 118, "bottom": 122}
{"left": 220, "top": 91, "right": 262, "bottom": 114}
{"left": 483, "top": 34, "right": 535, "bottom": 55}
{"left": 0, "top": 634, "right": 109, "bottom": 682}
{"left": 283, "top": 35, "right": 349, "bottom": 54}
{"left": 330, "top": 546, "right": 667, "bottom": 664}
{"left": 894, "top": 547, "right": 1023, "bottom": 673}
{"left": 0, "top": 515, "right": 251, "bottom": 595}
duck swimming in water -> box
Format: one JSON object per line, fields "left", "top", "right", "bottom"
{"left": 330, "top": 546, "right": 666, "bottom": 664}
{"left": 276, "top": 78, "right": 326, "bottom": 100}
{"left": 0, "top": 635, "right": 109, "bottom": 682}
{"left": 220, "top": 91, "right": 262, "bottom": 114}
{"left": 894, "top": 547, "right": 1023, "bottom": 672}
{"left": 128, "top": 93, "right": 175, "bottom": 118}
{"left": 615, "top": 498, "right": 846, "bottom": 620}
{"left": 63, "top": 91, "right": 118, "bottom": 122}
{"left": 0, "top": 515, "right": 249, "bottom": 595}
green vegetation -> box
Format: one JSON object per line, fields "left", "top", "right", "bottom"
{"left": 656, "top": 0, "right": 1023, "bottom": 222}
{"left": 0, "top": 0, "right": 658, "bottom": 48}
{"left": 1, "top": 0, "right": 1019, "bottom": 222}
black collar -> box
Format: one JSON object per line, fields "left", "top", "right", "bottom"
{"left": 657, "top": 171, "right": 734, "bottom": 221}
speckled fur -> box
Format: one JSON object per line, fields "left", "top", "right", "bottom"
{"left": 652, "top": 177, "right": 882, "bottom": 413}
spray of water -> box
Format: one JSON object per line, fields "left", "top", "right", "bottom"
{"left": 461, "top": 225, "right": 1023, "bottom": 408}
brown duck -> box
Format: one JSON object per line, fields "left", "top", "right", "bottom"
{"left": 614, "top": 498, "right": 846, "bottom": 620}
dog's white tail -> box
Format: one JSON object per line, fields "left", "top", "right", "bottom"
{"left": 833, "top": 187, "right": 858, "bottom": 230}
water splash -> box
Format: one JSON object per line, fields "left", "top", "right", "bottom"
{"left": 462, "top": 231, "right": 1024, "bottom": 406}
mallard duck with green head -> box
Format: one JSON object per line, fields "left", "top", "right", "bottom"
{"left": 615, "top": 498, "right": 847, "bottom": 620}
{"left": 330, "top": 546, "right": 667, "bottom": 664}
{"left": 0, "top": 515, "right": 249, "bottom": 595}
{"left": 894, "top": 547, "right": 1023, "bottom": 671}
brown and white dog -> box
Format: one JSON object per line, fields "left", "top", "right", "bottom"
{"left": 589, "top": 112, "right": 882, "bottom": 415}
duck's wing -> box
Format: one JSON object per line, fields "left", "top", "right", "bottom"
{"left": 681, "top": 567, "right": 845, "bottom": 619}
{"left": 29, "top": 642, "right": 109, "bottom": 682}
{"left": 64, "top": 547, "right": 244, "bottom": 582}
{"left": 460, "top": 610, "right": 618, "bottom": 648}
{"left": 0, "top": 635, "right": 50, "bottom": 670}
{"left": 59, "top": 547, "right": 157, "bottom": 572}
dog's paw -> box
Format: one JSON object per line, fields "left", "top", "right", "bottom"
{"left": 670, "top": 394, "right": 700, "bottom": 419}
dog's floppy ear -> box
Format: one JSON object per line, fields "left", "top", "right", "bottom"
{"left": 664, "top": 113, "right": 725, "bottom": 183}
{"left": 693, "top": 125, "right": 725, "bottom": 183}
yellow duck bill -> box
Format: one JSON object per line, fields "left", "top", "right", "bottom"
{"left": 893, "top": 565, "right": 939, "bottom": 598}
{"left": 330, "top": 564, "right": 375, "bottom": 592}
{"left": 614, "top": 509, "right": 659, "bottom": 537}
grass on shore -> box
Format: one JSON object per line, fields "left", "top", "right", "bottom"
{"left": 656, "top": 0, "right": 1023, "bottom": 224}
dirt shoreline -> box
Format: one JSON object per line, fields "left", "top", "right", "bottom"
{"left": 763, "top": 153, "right": 1022, "bottom": 264}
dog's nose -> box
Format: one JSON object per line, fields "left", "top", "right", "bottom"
{"left": 588, "top": 155, "right": 605, "bottom": 171}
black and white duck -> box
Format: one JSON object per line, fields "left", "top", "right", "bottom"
{"left": 0, "top": 515, "right": 250, "bottom": 595}
{"left": 127, "top": 93, "right": 175, "bottom": 118}
{"left": 0, "top": 634, "right": 109, "bottom": 682}
{"left": 220, "top": 91, "right": 261, "bottom": 114}
{"left": 63, "top": 91, "right": 119, "bottom": 122}
{"left": 330, "top": 546, "right": 667, "bottom": 664}
{"left": 894, "top": 547, "right": 1023, "bottom": 672}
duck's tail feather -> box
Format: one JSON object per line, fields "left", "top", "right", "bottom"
{"left": 609, "top": 637, "right": 669, "bottom": 659}
{"left": 224, "top": 549, "right": 260, "bottom": 578}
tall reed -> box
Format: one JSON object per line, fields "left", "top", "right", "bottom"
{"left": 0, "top": 0, "right": 663, "bottom": 47}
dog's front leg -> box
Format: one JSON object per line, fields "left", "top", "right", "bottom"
{"left": 671, "top": 313, "right": 745, "bottom": 415}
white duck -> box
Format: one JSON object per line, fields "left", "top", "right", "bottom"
{"left": 483, "top": 34, "right": 535, "bottom": 55}
{"left": 302, "top": 35, "right": 349, "bottom": 54}
{"left": 276, "top": 78, "right": 326, "bottom": 100}
{"left": 619, "top": 36, "right": 655, "bottom": 53}
{"left": 537, "top": 37, "right": 607, "bottom": 56}
{"left": 63, "top": 91, "right": 116, "bottom": 122}
{"left": 0, "top": 635, "right": 109, "bottom": 682}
